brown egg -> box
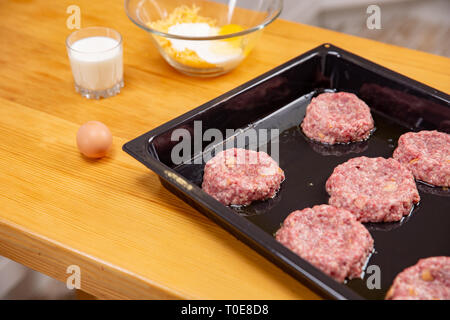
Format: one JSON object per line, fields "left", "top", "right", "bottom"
{"left": 76, "top": 121, "right": 112, "bottom": 158}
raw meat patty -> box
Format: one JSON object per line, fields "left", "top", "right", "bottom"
{"left": 301, "top": 92, "right": 374, "bottom": 144}
{"left": 386, "top": 256, "right": 450, "bottom": 300}
{"left": 202, "top": 148, "right": 284, "bottom": 206}
{"left": 326, "top": 157, "right": 420, "bottom": 222}
{"left": 393, "top": 130, "right": 450, "bottom": 187}
{"left": 275, "top": 204, "right": 374, "bottom": 282}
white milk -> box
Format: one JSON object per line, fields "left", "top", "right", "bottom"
{"left": 68, "top": 36, "right": 123, "bottom": 91}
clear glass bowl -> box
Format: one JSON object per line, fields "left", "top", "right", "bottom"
{"left": 125, "top": 0, "right": 282, "bottom": 77}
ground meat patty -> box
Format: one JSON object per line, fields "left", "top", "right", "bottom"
{"left": 301, "top": 92, "right": 374, "bottom": 144}
{"left": 202, "top": 148, "right": 284, "bottom": 206}
{"left": 275, "top": 205, "right": 374, "bottom": 282}
{"left": 386, "top": 257, "right": 450, "bottom": 300}
{"left": 326, "top": 157, "right": 420, "bottom": 222}
{"left": 393, "top": 130, "right": 450, "bottom": 187}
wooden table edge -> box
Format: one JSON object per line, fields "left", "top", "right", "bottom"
{"left": 0, "top": 217, "right": 190, "bottom": 300}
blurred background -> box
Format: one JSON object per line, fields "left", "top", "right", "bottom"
{"left": 280, "top": 0, "right": 449, "bottom": 57}
{"left": 1, "top": 0, "right": 449, "bottom": 300}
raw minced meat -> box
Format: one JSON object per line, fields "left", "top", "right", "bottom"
{"left": 386, "top": 256, "right": 450, "bottom": 300}
{"left": 202, "top": 148, "right": 284, "bottom": 206}
{"left": 301, "top": 92, "right": 374, "bottom": 144}
{"left": 275, "top": 204, "right": 374, "bottom": 282}
{"left": 326, "top": 157, "right": 420, "bottom": 222}
{"left": 393, "top": 130, "right": 450, "bottom": 187}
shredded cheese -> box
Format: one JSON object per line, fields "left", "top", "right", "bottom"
{"left": 148, "top": 5, "right": 218, "bottom": 68}
{"left": 147, "top": 5, "right": 244, "bottom": 69}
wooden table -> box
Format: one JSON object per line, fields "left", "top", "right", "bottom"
{"left": 0, "top": 0, "right": 449, "bottom": 300}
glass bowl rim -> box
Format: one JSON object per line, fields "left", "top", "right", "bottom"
{"left": 124, "top": 0, "right": 283, "bottom": 40}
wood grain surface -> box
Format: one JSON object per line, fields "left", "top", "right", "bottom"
{"left": 0, "top": 0, "right": 449, "bottom": 300}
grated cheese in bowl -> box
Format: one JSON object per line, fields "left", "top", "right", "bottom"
{"left": 147, "top": 5, "right": 246, "bottom": 72}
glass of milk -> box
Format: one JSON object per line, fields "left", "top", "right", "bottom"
{"left": 66, "top": 27, "right": 123, "bottom": 99}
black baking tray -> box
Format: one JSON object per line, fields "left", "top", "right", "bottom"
{"left": 123, "top": 44, "right": 450, "bottom": 300}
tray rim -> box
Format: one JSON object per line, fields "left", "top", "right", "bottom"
{"left": 123, "top": 43, "right": 450, "bottom": 300}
